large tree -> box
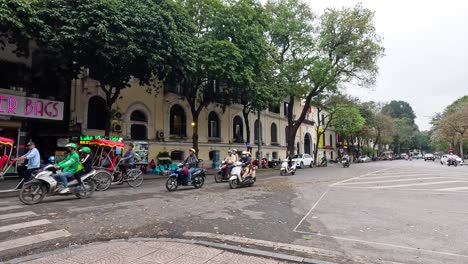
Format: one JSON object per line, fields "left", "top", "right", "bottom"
{"left": 331, "top": 104, "right": 365, "bottom": 158}
{"left": 0, "top": 0, "right": 39, "bottom": 57}
{"left": 267, "top": 0, "right": 384, "bottom": 157}
{"left": 382, "top": 100, "right": 416, "bottom": 121}
{"left": 372, "top": 112, "right": 395, "bottom": 152}
{"left": 35, "top": 0, "right": 193, "bottom": 135}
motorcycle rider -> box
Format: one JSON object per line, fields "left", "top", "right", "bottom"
{"left": 72, "top": 147, "right": 93, "bottom": 191}
{"left": 120, "top": 143, "right": 135, "bottom": 179}
{"left": 184, "top": 148, "right": 198, "bottom": 185}
{"left": 223, "top": 150, "right": 237, "bottom": 177}
{"left": 12, "top": 142, "right": 41, "bottom": 189}
{"left": 342, "top": 153, "right": 350, "bottom": 164}
{"left": 54, "top": 143, "right": 80, "bottom": 194}
{"left": 240, "top": 151, "right": 252, "bottom": 180}
{"left": 448, "top": 152, "right": 456, "bottom": 165}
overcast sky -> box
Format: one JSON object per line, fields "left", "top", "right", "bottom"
{"left": 305, "top": 0, "right": 468, "bottom": 131}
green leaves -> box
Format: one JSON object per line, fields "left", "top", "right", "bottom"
{"left": 331, "top": 105, "right": 365, "bottom": 137}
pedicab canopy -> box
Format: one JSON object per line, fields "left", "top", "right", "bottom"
{"left": 88, "top": 139, "right": 125, "bottom": 148}
{"left": 0, "top": 137, "right": 14, "bottom": 146}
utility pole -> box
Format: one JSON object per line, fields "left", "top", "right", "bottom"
{"left": 257, "top": 110, "right": 262, "bottom": 160}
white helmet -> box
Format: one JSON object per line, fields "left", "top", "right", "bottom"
{"left": 242, "top": 151, "right": 250, "bottom": 156}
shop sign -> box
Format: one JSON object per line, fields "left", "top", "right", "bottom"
{"left": 0, "top": 94, "right": 64, "bottom": 120}
{"left": 79, "top": 135, "right": 120, "bottom": 145}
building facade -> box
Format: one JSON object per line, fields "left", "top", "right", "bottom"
{"left": 71, "top": 78, "right": 334, "bottom": 166}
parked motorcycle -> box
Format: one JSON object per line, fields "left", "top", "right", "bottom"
{"left": 18, "top": 165, "right": 96, "bottom": 205}
{"left": 342, "top": 158, "right": 350, "bottom": 168}
{"left": 215, "top": 161, "right": 230, "bottom": 183}
{"left": 229, "top": 162, "right": 256, "bottom": 189}
{"left": 280, "top": 159, "right": 296, "bottom": 176}
{"left": 166, "top": 163, "right": 205, "bottom": 191}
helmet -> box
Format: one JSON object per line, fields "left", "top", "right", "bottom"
{"left": 242, "top": 151, "right": 250, "bottom": 156}
{"left": 189, "top": 148, "right": 196, "bottom": 153}
{"left": 232, "top": 149, "right": 237, "bottom": 153}
{"left": 79, "top": 147, "right": 91, "bottom": 154}
{"left": 65, "top": 143, "right": 77, "bottom": 149}
{"left": 48, "top": 156, "right": 55, "bottom": 163}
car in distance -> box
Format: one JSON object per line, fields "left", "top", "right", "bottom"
{"left": 424, "top": 153, "right": 435, "bottom": 161}
{"left": 291, "top": 154, "right": 314, "bottom": 169}
{"left": 357, "top": 155, "right": 372, "bottom": 163}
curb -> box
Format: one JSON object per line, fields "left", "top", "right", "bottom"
{"left": 4, "top": 237, "right": 337, "bottom": 264}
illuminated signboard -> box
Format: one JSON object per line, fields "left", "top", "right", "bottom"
{"left": 79, "top": 135, "right": 120, "bottom": 145}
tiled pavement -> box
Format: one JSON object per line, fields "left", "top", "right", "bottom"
{"left": 19, "top": 241, "right": 290, "bottom": 264}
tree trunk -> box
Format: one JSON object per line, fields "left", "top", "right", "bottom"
{"left": 314, "top": 130, "right": 322, "bottom": 165}
{"left": 243, "top": 108, "right": 251, "bottom": 145}
{"left": 191, "top": 111, "right": 200, "bottom": 153}
{"left": 104, "top": 95, "right": 112, "bottom": 137}
{"left": 460, "top": 139, "right": 465, "bottom": 162}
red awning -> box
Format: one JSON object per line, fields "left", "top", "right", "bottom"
{"left": 88, "top": 139, "right": 125, "bottom": 148}
{"left": 0, "top": 137, "right": 14, "bottom": 146}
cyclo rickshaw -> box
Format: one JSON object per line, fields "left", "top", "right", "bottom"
{"left": 0, "top": 136, "right": 15, "bottom": 182}
{"left": 89, "top": 139, "right": 143, "bottom": 191}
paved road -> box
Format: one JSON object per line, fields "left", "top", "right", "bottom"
{"left": 1, "top": 160, "right": 467, "bottom": 263}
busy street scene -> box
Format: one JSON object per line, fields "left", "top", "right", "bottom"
{"left": 1, "top": 0, "right": 468, "bottom": 263}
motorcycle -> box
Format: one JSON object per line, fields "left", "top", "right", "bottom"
{"left": 342, "top": 158, "right": 350, "bottom": 168}
{"left": 447, "top": 158, "right": 458, "bottom": 167}
{"left": 165, "top": 163, "right": 205, "bottom": 191}
{"left": 215, "top": 161, "right": 230, "bottom": 183}
{"left": 229, "top": 162, "right": 256, "bottom": 189}
{"left": 280, "top": 160, "right": 296, "bottom": 176}
{"left": 18, "top": 165, "right": 96, "bottom": 205}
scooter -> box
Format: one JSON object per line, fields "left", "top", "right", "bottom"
{"left": 165, "top": 163, "right": 205, "bottom": 191}
{"left": 215, "top": 161, "right": 230, "bottom": 183}
{"left": 447, "top": 158, "right": 458, "bottom": 167}
{"left": 342, "top": 158, "right": 350, "bottom": 168}
{"left": 280, "top": 160, "right": 296, "bottom": 176}
{"left": 229, "top": 162, "right": 256, "bottom": 189}
{"left": 18, "top": 165, "right": 96, "bottom": 205}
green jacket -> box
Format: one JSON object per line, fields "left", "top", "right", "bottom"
{"left": 57, "top": 152, "right": 80, "bottom": 173}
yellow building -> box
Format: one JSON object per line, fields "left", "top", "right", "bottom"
{"left": 70, "top": 79, "right": 335, "bottom": 165}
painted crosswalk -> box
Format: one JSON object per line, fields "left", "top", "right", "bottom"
{"left": 331, "top": 168, "right": 468, "bottom": 192}
{"left": 0, "top": 204, "right": 71, "bottom": 257}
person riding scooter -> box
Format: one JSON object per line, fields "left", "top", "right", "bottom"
{"left": 240, "top": 151, "right": 252, "bottom": 180}
{"left": 54, "top": 143, "right": 80, "bottom": 194}
{"left": 223, "top": 150, "right": 237, "bottom": 177}
{"left": 72, "top": 147, "right": 94, "bottom": 192}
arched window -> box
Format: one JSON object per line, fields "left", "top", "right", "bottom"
{"left": 304, "top": 133, "right": 311, "bottom": 154}
{"left": 208, "top": 111, "right": 220, "bottom": 138}
{"left": 254, "top": 120, "right": 262, "bottom": 143}
{"left": 271, "top": 123, "right": 278, "bottom": 144}
{"left": 87, "top": 96, "right": 107, "bottom": 130}
{"left": 170, "top": 105, "right": 186, "bottom": 137}
{"left": 130, "top": 110, "right": 147, "bottom": 140}
{"left": 233, "top": 116, "right": 244, "bottom": 142}
{"left": 329, "top": 134, "right": 333, "bottom": 148}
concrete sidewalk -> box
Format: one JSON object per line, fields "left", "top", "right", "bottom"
{"left": 9, "top": 240, "right": 289, "bottom": 264}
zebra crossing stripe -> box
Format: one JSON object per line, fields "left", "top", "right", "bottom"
{"left": 340, "top": 177, "right": 456, "bottom": 186}
{"left": 0, "top": 211, "right": 36, "bottom": 220}
{"left": 0, "top": 229, "right": 71, "bottom": 252}
{"left": 0, "top": 205, "right": 23, "bottom": 212}
{"left": 435, "top": 187, "right": 468, "bottom": 192}
{"left": 0, "top": 219, "right": 51, "bottom": 233}
{"left": 367, "top": 181, "right": 467, "bottom": 189}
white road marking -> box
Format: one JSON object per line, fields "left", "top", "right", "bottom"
{"left": 293, "top": 188, "right": 330, "bottom": 232}
{"left": 0, "top": 229, "right": 71, "bottom": 252}
{"left": 366, "top": 180, "right": 468, "bottom": 189}
{"left": 329, "top": 168, "right": 391, "bottom": 186}
{"left": 294, "top": 230, "right": 468, "bottom": 259}
{"left": 0, "top": 219, "right": 51, "bottom": 233}
{"left": 0, "top": 205, "right": 23, "bottom": 212}
{"left": 357, "top": 174, "right": 432, "bottom": 180}
{"left": 337, "top": 177, "right": 459, "bottom": 186}
{"left": 435, "top": 186, "right": 468, "bottom": 192}
{"left": 0, "top": 211, "right": 36, "bottom": 221}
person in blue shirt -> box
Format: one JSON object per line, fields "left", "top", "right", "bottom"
{"left": 12, "top": 142, "right": 41, "bottom": 188}
{"left": 119, "top": 143, "right": 135, "bottom": 179}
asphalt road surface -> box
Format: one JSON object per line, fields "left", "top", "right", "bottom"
{"left": 0, "top": 160, "right": 467, "bottom": 263}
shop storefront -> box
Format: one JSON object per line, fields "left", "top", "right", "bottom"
{"left": 0, "top": 91, "right": 65, "bottom": 163}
